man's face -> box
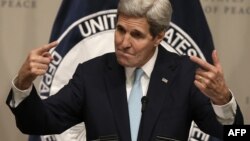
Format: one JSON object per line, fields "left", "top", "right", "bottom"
{"left": 115, "top": 14, "right": 164, "bottom": 67}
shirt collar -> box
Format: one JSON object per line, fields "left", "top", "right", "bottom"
{"left": 125, "top": 47, "right": 158, "bottom": 80}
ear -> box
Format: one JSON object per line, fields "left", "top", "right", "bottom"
{"left": 154, "top": 31, "right": 165, "bottom": 46}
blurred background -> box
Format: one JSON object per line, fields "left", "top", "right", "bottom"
{"left": 0, "top": 0, "right": 249, "bottom": 140}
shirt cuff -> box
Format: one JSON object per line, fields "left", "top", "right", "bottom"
{"left": 211, "top": 91, "right": 237, "bottom": 125}
{"left": 10, "top": 76, "right": 32, "bottom": 108}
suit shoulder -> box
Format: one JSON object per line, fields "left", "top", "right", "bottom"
{"left": 159, "top": 47, "right": 195, "bottom": 67}
{"left": 178, "top": 55, "right": 197, "bottom": 69}
{"left": 77, "top": 52, "right": 116, "bottom": 71}
{"left": 164, "top": 52, "right": 197, "bottom": 73}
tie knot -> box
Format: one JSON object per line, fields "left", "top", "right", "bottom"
{"left": 134, "top": 68, "right": 144, "bottom": 82}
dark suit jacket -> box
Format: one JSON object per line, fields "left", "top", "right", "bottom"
{"left": 7, "top": 47, "right": 243, "bottom": 141}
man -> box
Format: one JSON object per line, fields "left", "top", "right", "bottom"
{"left": 7, "top": 0, "right": 243, "bottom": 141}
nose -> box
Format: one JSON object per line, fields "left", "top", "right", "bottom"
{"left": 120, "top": 34, "right": 131, "bottom": 49}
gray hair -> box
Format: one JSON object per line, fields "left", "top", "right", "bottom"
{"left": 117, "top": 0, "right": 172, "bottom": 37}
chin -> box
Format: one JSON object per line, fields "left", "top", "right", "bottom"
{"left": 117, "top": 59, "right": 129, "bottom": 67}
{"left": 117, "top": 58, "right": 135, "bottom": 67}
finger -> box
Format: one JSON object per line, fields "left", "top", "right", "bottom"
{"left": 190, "top": 55, "right": 214, "bottom": 71}
{"left": 194, "top": 79, "right": 217, "bottom": 100}
{"left": 37, "top": 41, "right": 58, "bottom": 54}
{"left": 195, "top": 75, "right": 207, "bottom": 87}
{"left": 194, "top": 79, "right": 207, "bottom": 93}
{"left": 196, "top": 69, "right": 215, "bottom": 80}
{"left": 30, "top": 67, "right": 48, "bottom": 76}
{"left": 198, "top": 74, "right": 216, "bottom": 89}
{"left": 194, "top": 78, "right": 215, "bottom": 95}
{"left": 30, "top": 62, "right": 49, "bottom": 70}
{"left": 196, "top": 69, "right": 219, "bottom": 89}
{"left": 37, "top": 56, "right": 52, "bottom": 64}
{"left": 29, "top": 54, "right": 52, "bottom": 65}
{"left": 195, "top": 68, "right": 206, "bottom": 76}
{"left": 212, "top": 50, "right": 222, "bottom": 71}
{"left": 42, "top": 52, "right": 53, "bottom": 60}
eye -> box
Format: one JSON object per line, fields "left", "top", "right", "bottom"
{"left": 131, "top": 31, "right": 144, "bottom": 39}
{"left": 116, "top": 25, "right": 126, "bottom": 34}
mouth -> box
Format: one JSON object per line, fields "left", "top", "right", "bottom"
{"left": 116, "top": 49, "right": 135, "bottom": 58}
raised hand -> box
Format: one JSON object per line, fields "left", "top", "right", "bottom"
{"left": 190, "top": 50, "right": 231, "bottom": 105}
{"left": 15, "top": 41, "right": 58, "bottom": 90}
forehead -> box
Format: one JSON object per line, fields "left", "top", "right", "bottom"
{"left": 117, "top": 14, "right": 150, "bottom": 32}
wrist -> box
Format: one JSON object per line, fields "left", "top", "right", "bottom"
{"left": 15, "top": 75, "right": 33, "bottom": 90}
{"left": 212, "top": 89, "right": 232, "bottom": 105}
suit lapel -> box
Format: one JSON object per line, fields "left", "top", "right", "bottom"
{"left": 104, "top": 54, "right": 131, "bottom": 141}
{"left": 139, "top": 47, "right": 180, "bottom": 140}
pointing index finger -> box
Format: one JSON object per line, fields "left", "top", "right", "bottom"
{"left": 37, "top": 41, "right": 58, "bottom": 54}
{"left": 212, "top": 50, "right": 222, "bottom": 71}
{"left": 190, "top": 55, "right": 214, "bottom": 71}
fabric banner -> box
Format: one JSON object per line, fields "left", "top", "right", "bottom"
{"left": 29, "top": 0, "right": 220, "bottom": 141}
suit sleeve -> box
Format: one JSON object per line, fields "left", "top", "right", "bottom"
{"left": 6, "top": 64, "right": 85, "bottom": 135}
{"left": 189, "top": 64, "right": 244, "bottom": 139}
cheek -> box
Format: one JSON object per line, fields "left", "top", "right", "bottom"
{"left": 135, "top": 42, "right": 154, "bottom": 53}
{"left": 114, "top": 32, "right": 123, "bottom": 45}
{"left": 136, "top": 43, "right": 155, "bottom": 57}
{"left": 114, "top": 33, "right": 119, "bottom": 45}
